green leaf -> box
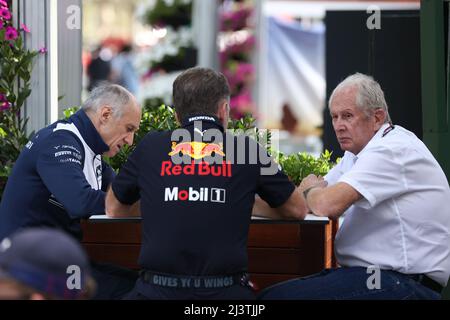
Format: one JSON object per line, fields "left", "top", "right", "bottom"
{"left": 277, "top": 149, "right": 337, "bottom": 185}
{"left": 16, "top": 88, "right": 32, "bottom": 109}
{"left": 16, "top": 36, "right": 23, "bottom": 48}
{"left": 0, "top": 33, "right": 38, "bottom": 197}
{"left": 0, "top": 79, "right": 10, "bottom": 89}
{"left": 63, "top": 106, "right": 80, "bottom": 119}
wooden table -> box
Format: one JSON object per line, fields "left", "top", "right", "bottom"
{"left": 81, "top": 215, "right": 338, "bottom": 291}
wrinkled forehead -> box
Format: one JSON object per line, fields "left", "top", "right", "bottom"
{"left": 122, "top": 102, "right": 141, "bottom": 126}
{"left": 127, "top": 94, "right": 140, "bottom": 111}
{"left": 122, "top": 98, "right": 141, "bottom": 115}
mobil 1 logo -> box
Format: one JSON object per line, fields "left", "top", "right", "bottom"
{"left": 164, "top": 187, "right": 226, "bottom": 203}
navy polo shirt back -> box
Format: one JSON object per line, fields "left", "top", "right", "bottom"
{"left": 112, "top": 116, "right": 295, "bottom": 276}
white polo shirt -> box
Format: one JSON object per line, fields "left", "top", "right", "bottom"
{"left": 325, "top": 124, "right": 450, "bottom": 286}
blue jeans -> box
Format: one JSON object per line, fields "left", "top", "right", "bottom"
{"left": 257, "top": 267, "right": 441, "bottom": 300}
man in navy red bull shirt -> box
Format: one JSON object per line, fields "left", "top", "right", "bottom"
{"left": 0, "top": 84, "right": 141, "bottom": 299}
{"left": 106, "top": 67, "right": 308, "bottom": 299}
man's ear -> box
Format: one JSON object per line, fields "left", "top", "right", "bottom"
{"left": 217, "top": 100, "right": 229, "bottom": 123}
{"left": 100, "top": 105, "right": 113, "bottom": 124}
{"left": 374, "top": 108, "right": 386, "bottom": 130}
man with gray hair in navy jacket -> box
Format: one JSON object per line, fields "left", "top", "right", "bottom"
{"left": 0, "top": 84, "right": 141, "bottom": 299}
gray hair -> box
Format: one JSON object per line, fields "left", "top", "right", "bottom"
{"left": 82, "top": 84, "right": 138, "bottom": 118}
{"left": 329, "top": 73, "right": 391, "bottom": 123}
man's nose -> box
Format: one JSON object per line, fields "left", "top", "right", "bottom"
{"left": 333, "top": 118, "right": 345, "bottom": 131}
{"left": 124, "top": 132, "right": 134, "bottom": 146}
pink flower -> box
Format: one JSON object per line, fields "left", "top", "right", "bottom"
{"left": 220, "top": 6, "right": 252, "bottom": 31}
{"left": 223, "top": 62, "right": 254, "bottom": 94}
{"left": 20, "top": 23, "right": 30, "bottom": 33}
{"left": 0, "top": 19, "right": 4, "bottom": 30}
{"left": 0, "top": 7, "right": 11, "bottom": 20}
{"left": 220, "top": 35, "right": 255, "bottom": 68}
{"left": 0, "top": 0, "right": 8, "bottom": 7}
{"left": 1, "top": 101, "right": 11, "bottom": 111}
{"left": 38, "top": 46, "right": 48, "bottom": 54}
{"left": 5, "top": 26, "right": 18, "bottom": 40}
{"left": 236, "top": 63, "right": 254, "bottom": 79}
{"left": 230, "top": 90, "right": 255, "bottom": 119}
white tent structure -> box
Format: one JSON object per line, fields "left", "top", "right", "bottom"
{"left": 256, "top": 0, "right": 419, "bottom": 132}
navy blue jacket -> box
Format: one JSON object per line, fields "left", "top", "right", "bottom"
{"left": 112, "top": 116, "right": 295, "bottom": 276}
{"left": 0, "top": 110, "right": 114, "bottom": 240}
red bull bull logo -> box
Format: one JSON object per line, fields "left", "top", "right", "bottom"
{"left": 168, "top": 141, "right": 225, "bottom": 160}
{"left": 161, "top": 160, "right": 232, "bottom": 177}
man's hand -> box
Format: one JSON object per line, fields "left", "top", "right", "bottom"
{"left": 252, "top": 187, "right": 308, "bottom": 220}
{"left": 299, "top": 174, "right": 328, "bottom": 193}
{"left": 105, "top": 186, "right": 141, "bottom": 217}
{"left": 301, "top": 177, "right": 362, "bottom": 219}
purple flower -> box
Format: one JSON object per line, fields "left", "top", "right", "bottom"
{"left": 0, "top": 101, "right": 11, "bottom": 111}
{"left": 229, "top": 90, "right": 255, "bottom": 119}
{"left": 237, "top": 63, "right": 254, "bottom": 77}
{"left": 5, "top": 26, "right": 18, "bottom": 40}
{"left": 0, "top": 93, "right": 6, "bottom": 102}
{"left": 0, "top": 7, "right": 11, "bottom": 20}
{"left": 220, "top": 6, "right": 252, "bottom": 31}
{"left": 38, "top": 46, "right": 48, "bottom": 54}
{"left": 20, "top": 23, "right": 30, "bottom": 33}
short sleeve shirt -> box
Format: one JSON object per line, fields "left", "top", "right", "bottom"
{"left": 325, "top": 124, "right": 450, "bottom": 286}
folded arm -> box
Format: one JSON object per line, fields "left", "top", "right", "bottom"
{"left": 301, "top": 174, "right": 361, "bottom": 219}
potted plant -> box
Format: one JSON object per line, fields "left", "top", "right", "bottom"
{"left": 0, "top": 0, "right": 39, "bottom": 199}
{"left": 276, "top": 150, "right": 337, "bottom": 186}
